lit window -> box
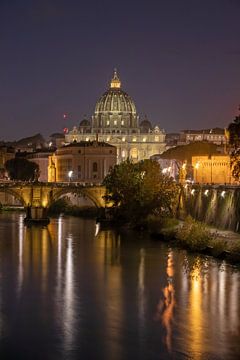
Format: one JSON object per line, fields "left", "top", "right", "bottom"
{"left": 122, "top": 137, "right": 126, "bottom": 142}
{"left": 130, "top": 148, "right": 138, "bottom": 159}
{"left": 122, "top": 150, "right": 126, "bottom": 158}
{"left": 121, "top": 120, "right": 124, "bottom": 125}
{"left": 86, "top": 137, "right": 89, "bottom": 141}
{"left": 106, "top": 120, "right": 110, "bottom": 126}
{"left": 155, "top": 136, "right": 159, "bottom": 141}
{"left": 114, "top": 120, "right": 117, "bottom": 125}
{"left": 132, "top": 137, "right": 137, "bottom": 142}
{"left": 143, "top": 137, "right": 146, "bottom": 142}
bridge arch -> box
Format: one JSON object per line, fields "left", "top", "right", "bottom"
{"left": 0, "top": 188, "right": 26, "bottom": 206}
{"left": 50, "top": 187, "right": 105, "bottom": 208}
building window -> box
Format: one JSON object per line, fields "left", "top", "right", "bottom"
{"left": 130, "top": 148, "right": 138, "bottom": 159}
{"left": 106, "top": 120, "right": 110, "bottom": 126}
{"left": 121, "top": 120, "right": 124, "bottom": 126}
{"left": 155, "top": 136, "right": 159, "bottom": 141}
{"left": 93, "top": 162, "right": 98, "bottom": 172}
{"left": 78, "top": 165, "right": 81, "bottom": 171}
{"left": 114, "top": 120, "right": 117, "bottom": 125}
{"left": 122, "top": 150, "right": 126, "bottom": 158}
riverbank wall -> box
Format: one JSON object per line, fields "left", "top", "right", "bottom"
{"left": 180, "top": 185, "right": 240, "bottom": 232}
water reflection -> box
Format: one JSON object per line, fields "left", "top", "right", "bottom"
{"left": 63, "top": 235, "right": 75, "bottom": 351}
{"left": 155, "top": 250, "right": 175, "bottom": 353}
{"left": 0, "top": 213, "right": 240, "bottom": 359}
{"left": 17, "top": 214, "right": 24, "bottom": 297}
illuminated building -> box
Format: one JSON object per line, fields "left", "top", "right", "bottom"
{"left": 192, "top": 155, "right": 234, "bottom": 184}
{"left": 180, "top": 128, "right": 227, "bottom": 146}
{"left": 27, "top": 150, "right": 54, "bottom": 182}
{"left": 65, "top": 70, "right": 166, "bottom": 162}
{"left": 48, "top": 141, "right": 117, "bottom": 183}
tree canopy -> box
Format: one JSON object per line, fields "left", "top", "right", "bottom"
{"left": 227, "top": 114, "right": 240, "bottom": 148}
{"left": 5, "top": 158, "right": 39, "bottom": 181}
{"left": 103, "top": 159, "right": 179, "bottom": 224}
{"left": 227, "top": 113, "right": 240, "bottom": 181}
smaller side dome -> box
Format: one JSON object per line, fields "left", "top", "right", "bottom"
{"left": 140, "top": 116, "right": 152, "bottom": 133}
{"left": 79, "top": 118, "right": 91, "bottom": 127}
{"left": 79, "top": 117, "right": 91, "bottom": 134}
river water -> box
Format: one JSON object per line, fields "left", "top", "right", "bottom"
{"left": 0, "top": 213, "right": 240, "bottom": 360}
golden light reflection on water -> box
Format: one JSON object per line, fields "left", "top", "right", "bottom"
{"left": 17, "top": 214, "right": 25, "bottom": 297}
{"left": 187, "top": 264, "right": 203, "bottom": 360}
{"left": 95, "top": 230, "right": 123, "bottom": 359}
{"left": 63, "top": 235, "right": 75, "bottom": 351}
{"left": 155, "top": 251, "right": 175, "bottom": 353}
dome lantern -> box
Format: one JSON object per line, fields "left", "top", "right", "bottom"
{"left": 110, "top": 68, "right": 121, "bottom": 89}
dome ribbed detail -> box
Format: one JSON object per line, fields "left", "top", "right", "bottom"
{"left": 95, "top": 89, "right": 136, "bottom": 115}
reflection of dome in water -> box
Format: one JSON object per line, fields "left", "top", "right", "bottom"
{"left": 94, "top": 70, "right": 136, "bottom": 115}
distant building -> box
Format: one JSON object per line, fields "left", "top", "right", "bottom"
{"left": 49, "top": 133, "right": 65, "bottom": 148}
{"left": 192, "top": 155, "right": 234, "bottom": 184}
{"left": 27, "top": 150, "right": 54, "bottom": 182}
{"left": 65, "top": 70, "right": 166, "bottom": 163}
{"left": 0, "top": 146, "right": 15, "bottom": 179}
{"left": 165, "top": 133, "right": 180, "bottom": 148}
{"left": 48, "top": 141, "right": 117, "bottom": 183}
{"left": 180, "top": 128, "right": 226, "bottom": 146}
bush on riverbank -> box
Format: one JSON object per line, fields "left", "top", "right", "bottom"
{"left": 147, "top": 215, "right": 179, "bottom": 239}
{"left": 176, "top": 216, "right": 213, "bottom": 251}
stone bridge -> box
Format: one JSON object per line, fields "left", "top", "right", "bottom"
{"left": 0, "top": 181, "right": 107, "bottom": 223}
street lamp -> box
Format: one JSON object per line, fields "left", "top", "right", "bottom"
{"left": 195, "top": 161, "right": 200, "bottom": 183}
{"left": 68, "top": 170, "right": 73, "bottom": 183}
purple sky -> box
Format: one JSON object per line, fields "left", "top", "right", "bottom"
{"left": 0, "top": 0, "right": 240, "bottom": 141}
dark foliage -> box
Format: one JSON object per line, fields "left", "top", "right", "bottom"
{"left": 5, "top": 158, "right": 39, "bottom": 181}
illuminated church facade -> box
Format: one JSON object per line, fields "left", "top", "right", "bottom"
{"left": 65, "top": 70, "right": 166, "bottom": 162}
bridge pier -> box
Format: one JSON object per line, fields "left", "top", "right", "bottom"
{"left": 24, "top": 206, "right": 50, "bottom": 226}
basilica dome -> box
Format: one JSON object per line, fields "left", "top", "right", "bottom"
{"left": 94, "top": 70, "right": 136, "bottom": 115}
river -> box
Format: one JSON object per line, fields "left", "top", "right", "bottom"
{"left": 0, "top": 212, "right": 240, "bottom": 360}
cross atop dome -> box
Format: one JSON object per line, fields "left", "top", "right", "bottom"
{"left": 110, "top": 68, "right": 121, "bottom": 89}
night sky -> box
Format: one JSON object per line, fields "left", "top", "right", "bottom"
{"left": 1, "top": 0, "right": 240, "bottom": 141}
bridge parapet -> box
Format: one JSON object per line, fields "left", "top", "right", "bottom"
{"left": 0, "top": 182, "right": 107, "bottom": 224}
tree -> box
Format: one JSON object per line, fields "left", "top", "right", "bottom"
{"left": 103, "top": 159, "right": 179, "bottom": 224}
{"left": 228, "top": 112, "right": 240, "bottom": 181}
{"left": 227, "top": 113, "right": 240, "bottom": 148}
{"left": 5, "top": 158, "right": 39, "bottom": 181}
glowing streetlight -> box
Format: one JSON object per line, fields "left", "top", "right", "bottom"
{"left": 221, "top": 191, "right": 226, "bottom": 198}
{"left": 68, "top": 170, "right": 73, "bottom": 182}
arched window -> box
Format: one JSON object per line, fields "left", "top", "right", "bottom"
{"left": 93, "top": 162, "right": 98, "bottom": 172}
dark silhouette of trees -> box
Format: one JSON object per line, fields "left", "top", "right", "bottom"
{"left": 228, "top": 110, "right": 240, "bottom": 181}
{"left": 5, "top": 158, "right": 39, "bottom": 181}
